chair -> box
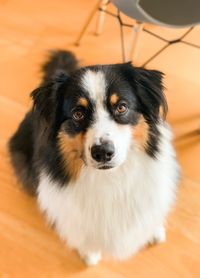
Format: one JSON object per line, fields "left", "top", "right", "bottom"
{"left": 112, "top": 0, "right": 200, "bottom": 27}
{"left": 75, "top": 0, "right": 200, "bottom": 65}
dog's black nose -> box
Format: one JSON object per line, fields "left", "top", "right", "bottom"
{"left": 91, "top": 142, "right": 115, "bottom": 163}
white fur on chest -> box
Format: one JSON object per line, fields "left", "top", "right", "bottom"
{"left": 37, "top": 125, "right": 178, "bottom": 260}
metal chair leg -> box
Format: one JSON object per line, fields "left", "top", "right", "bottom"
{"left": 95, "top": 0, "right": 108, "bottom": 35}
{"left": 74, "top": 0, "right": 102, "bottom": 46}
{"left": 129, "top": 22, "right": 144, "bottom": 62}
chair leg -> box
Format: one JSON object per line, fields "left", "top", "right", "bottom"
{"left": 74, "top": 0, "right": 102, "bottom": 46}
{"left": 129, "top": 22, "right": 144, "bottom": 62}
{"left": 95, "top": 0, "right": 108, "bottom": 35}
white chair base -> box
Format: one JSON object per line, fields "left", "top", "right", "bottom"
{"left": 74, "top": 0, "right": 143, "bottom": 62}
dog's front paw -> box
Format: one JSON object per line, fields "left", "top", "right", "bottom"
{"left": 149, "top": 226, "right": 166, "bottom": 245}
{"left": 78, "top": 250, "right": 101, "bottom": 266}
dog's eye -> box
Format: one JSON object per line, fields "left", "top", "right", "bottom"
{"left": 72, "top": 109, "right": 84, "bottom": 121}
{"left": 115, "top": 103, "right": 128, "bottom": 115}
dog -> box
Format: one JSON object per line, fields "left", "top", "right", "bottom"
{"left": 8, "top": 50, "right": 180, "bottom": 265}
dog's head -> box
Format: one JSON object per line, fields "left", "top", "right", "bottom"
{"left": 32, "top": 63, "right": 167, "bottom": 180}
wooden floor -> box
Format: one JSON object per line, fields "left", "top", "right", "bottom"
{"left": 0, "top": 0, "right": 200, "bottom": 277}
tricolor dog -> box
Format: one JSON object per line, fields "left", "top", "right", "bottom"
{"left": 9, "top": 51, "right": 179, "bottom": 265}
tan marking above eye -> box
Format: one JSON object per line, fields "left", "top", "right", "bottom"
{"left": 110, "top": 93, "right": 119, "bottom": 105}
{"left": 77, "top": 97, "right": 88, "bottom": 107}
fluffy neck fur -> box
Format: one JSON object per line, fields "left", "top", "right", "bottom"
{"left": 37, "top": 123, "right": 178, "bottom": 260}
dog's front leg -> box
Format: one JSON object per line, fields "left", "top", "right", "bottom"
{"left": 78, "top": 250, "right": 102, "bottom": 266}
{"left": 148, "top": 225, "right": 166, "bottom": 245}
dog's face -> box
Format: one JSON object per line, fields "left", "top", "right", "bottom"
{"left": 63, "top": 68, "right": 139, "bottom": 170}
{"left": 32, "top": 63, "right": 167, "bottom": 180}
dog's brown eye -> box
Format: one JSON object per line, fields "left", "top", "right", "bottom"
{"left": 116, "top": 103, "right": 128, "bottom": 114}
{"left": 73, "top": 110, "right": 84, "bottom": 121}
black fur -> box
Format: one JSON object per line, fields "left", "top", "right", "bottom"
{"left": 116, "top": 62, "right": 167, "bottom": 157}
{"left": 41, "top": 50, "right": 79, "bottom": 83}
{"left": 9, "top": 51, "right": 79, "bottom": 194}
{"left": 8, "top": 51, "right": 167, "bottom": 194}
{"left": 8, "top": 112, "right": 38, "bottom": 195}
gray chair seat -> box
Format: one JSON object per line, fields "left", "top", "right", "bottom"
{"left": 112, "top": 0, "right": 200, "bottom": 28}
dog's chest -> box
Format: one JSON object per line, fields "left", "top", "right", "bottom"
{"left": 37, "top": 148, "right": 174, "bottom": 258}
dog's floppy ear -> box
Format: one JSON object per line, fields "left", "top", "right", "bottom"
{"left": 31, "top": 72, "right": 68, "bottom": 123}
{"left": 121, "top": 63, "right": 167, "bottom": 122}
{"left": 135, "top": 67, "right": 167, "bottom": 122}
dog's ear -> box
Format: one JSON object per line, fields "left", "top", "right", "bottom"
{"left": 135, "top": 67, "right": 167, "bottom": 122}
{"left": 120, "top": 63, "right": 167, "bottom": 122}
{"left": 31, "top": 72, "right": 68, "bottom": 124}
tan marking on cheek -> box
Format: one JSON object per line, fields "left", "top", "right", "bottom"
{"left": 58, "top": 131, "right": 85, "bottom": 181}
{"left": 77, "top": 97, "right": 88, "bottom": 107}
{"left": 110, "top": 93, "right": 119, "bottom": 105}
{"left": 132, "top": 116, "right": 149, "bottom": 150}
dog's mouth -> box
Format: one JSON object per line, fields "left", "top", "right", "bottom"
{"left": 98, "top": 165, "right": 114, "bottom": 170}
{"left": 83, "top": 157, "right": 115, "bottom": 170}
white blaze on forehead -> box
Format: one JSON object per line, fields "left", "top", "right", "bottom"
{"left": 81, "top": 69, "right": 125, "bottom": 149}
{"left": 81, "top": 70, "right": 107, "bottom": 102}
